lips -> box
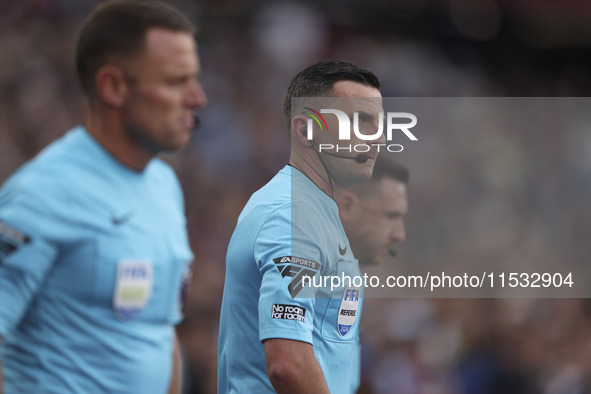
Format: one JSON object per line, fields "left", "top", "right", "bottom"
{"left": 364, "top": 154, "right": 377, "bottom": 163}
{"left": 364, "top": 151, "right": 379, "bottom": 161}
{"left": 180, "top": 115, "right": 193, "bottom": 130}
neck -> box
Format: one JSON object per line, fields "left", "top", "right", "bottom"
{"left": 289, "top": 151, "right": 345, "bottom": 201}
{"left": 84, "top": 104, "right": 153, "bottom": 172}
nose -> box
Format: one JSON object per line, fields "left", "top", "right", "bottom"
{"left": 390, "top": 220, "right": 406, "bottom": 243}
{"left": 376, "top": 128, "right": 386, "bottom": 145}
{"left": 186, "top": 79, "right": 207, "bottom": 109}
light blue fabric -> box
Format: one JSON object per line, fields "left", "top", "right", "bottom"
{"left": 218, "top": 165, "right": 363, "bottom": 393}
{"left": 0, "top": 126, "right": 193, "bottom": 393}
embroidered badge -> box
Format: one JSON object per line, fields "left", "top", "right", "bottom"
{"left": 337, "top": 287, "right": 361, "bottom": 337}
{"left": 113, "top": 260, "right": 153, "bottom": 321}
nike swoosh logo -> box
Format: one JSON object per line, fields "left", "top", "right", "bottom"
{"left": 339, "top": 244, "right": 347, "bottom": 256}
{"left": 112, "top": 212, "right": 133, "bottom": 226}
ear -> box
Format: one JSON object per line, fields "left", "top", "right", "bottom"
{"left": 95, "top": 64, "right": 129, "bottom": 108}
{"left": 338, "top": 192, "right": 357, "bottom": 224}
{"left": 290, "top": 115, "right": 313, "bottom": 147}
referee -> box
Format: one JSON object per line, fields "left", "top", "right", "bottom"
{"left": 218, "top": 60, "right": 384, "bottom": 393}
{"left": 339, "top": 154, "right": 409, "bottom": 266}
{"left": 339, "top": 154, "right": 410, "bottom": 392}
{"left": 0, "top": 1, "right": 206, "bottom": 393}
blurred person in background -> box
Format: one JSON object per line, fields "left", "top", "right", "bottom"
{"left": 339, "top": 154, "right": 409, "bottom": 266}
{"left": 218, "top": 60, "right": 384, "bottom": 393}
{"left": 0, "top": 1, "right": 206, "bottom": 393}
{"left": 339, "top": 154, "right": 409, "bottom": 393}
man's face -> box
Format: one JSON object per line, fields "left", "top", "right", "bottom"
{"left": 121, "top": 28, "right": 207, "bottom": 153}
{"left": 314, "top": 81, "right": 385, "bottom": 188}
{"left": 341, "top": 176, "right": 408, "bottom": 266}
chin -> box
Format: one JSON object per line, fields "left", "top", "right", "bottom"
{"left": 360, "top": 165, "right": 374, "bottom": 179}
{"left": 164, "top": 132, "right": 192, "bottom": 151}
{"left": 345, "top": 168, "right": 371, "bottom": 185}
{"left": 360, "top": 256, "right": 381, "bottom": 266}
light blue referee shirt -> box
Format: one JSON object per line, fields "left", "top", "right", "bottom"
{"left": 0, "top": 126, "right": 193, "bottom": 393}
{"left": 218, "top": 165, "right": 363, "bottom": 393}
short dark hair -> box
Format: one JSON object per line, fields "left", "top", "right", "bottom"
{"left": 75, "top": 0, "right": 195, "bottom": 97}
{"left": 371, "top": 154, "right": 409, "bottom": 184}
{"left": 346, "top": 154, "right": 409, "bottom": 200}
{"left": 282, "top": 60, "right": 381, "bottom": 133}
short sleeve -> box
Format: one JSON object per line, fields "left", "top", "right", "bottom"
{"left": 0, "top": 178, "right": 60, "bottom": 337}
{"left": 255, "top": 201, "right": 327, "bottom": 344}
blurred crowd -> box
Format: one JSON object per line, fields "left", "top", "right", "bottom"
{"left": 2, "top": 0, "right": 591, "bottom": 393}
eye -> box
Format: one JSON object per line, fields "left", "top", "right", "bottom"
{"left": 357, "top": 112, "right": 377, "bottom": 127}
{"left": 167, "top": 76, "right": 190, "bottom": 86}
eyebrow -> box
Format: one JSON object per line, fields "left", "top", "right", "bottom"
{"left": 356, "top": 111, "right": 379, "bottom": 121}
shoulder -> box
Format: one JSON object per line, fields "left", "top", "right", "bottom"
{"left": 238, "top": 168, "right": 291, "bottom": 221}
{"left": 241, "top": 167, "right": 332, "bottom": 236}
{"left": 1, "top": 127, "right": 108, "bottom": 221}
{"left": 148, "top": 158, "right": 181, "bottom": 186}
{"left": 145, "top": 158, "right": 184, "bottom": 209}
{"left": 7, "top": 127, "right": 98, "bottom": 193}
{"left": 0, "top": 164, "right": 75, "bottom": 240}
{"left": 0, "top": 157, "right": 72, "bottom": 209}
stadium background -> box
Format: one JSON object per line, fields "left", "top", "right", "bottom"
{"left": 2, "top": 0, "right": 591, "bottom": 392}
